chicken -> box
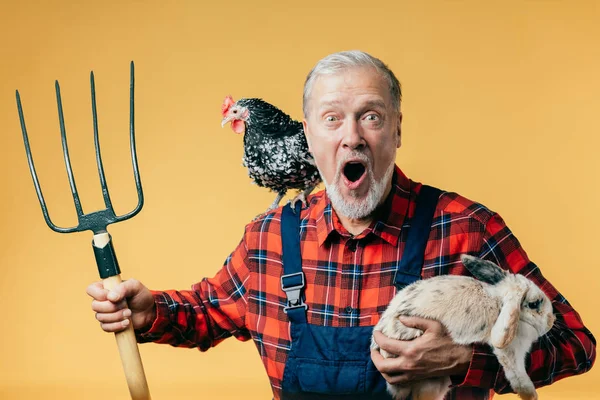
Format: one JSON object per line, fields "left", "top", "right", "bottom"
{"left": 221, "top": 95, "right": 321, "bottom": 212}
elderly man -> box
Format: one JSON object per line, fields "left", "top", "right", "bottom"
{"left": 87, "top": 51, "right": 595, "bottom": 399}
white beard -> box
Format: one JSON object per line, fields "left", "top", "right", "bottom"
{"left": 323, "top": 152, "right": 395, "bottom": 220}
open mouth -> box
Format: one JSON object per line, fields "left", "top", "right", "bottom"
{"left": 343, "top": 161, "right": 366, "bottom": 182}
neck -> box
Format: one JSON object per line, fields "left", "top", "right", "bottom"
{"left": 337, "top": 214, "right": 373, "bottom": 236}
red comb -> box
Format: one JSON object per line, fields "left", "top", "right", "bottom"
{"left": 221, "top": 95, "right": 235, "bottom": 116}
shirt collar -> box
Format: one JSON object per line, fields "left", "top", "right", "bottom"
{"left": 314, "top": 165, "right": 413, "bottom": 247}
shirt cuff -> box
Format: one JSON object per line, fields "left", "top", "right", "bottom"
{"left": 135, "top": 290, "right": 173, "bottom": 342}
{"left": 450, "top": 343, "right": 500, "bottom": 389}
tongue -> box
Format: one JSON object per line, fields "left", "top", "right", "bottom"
{"left": 344, "top": 163, "right": 365, "bottom": 182}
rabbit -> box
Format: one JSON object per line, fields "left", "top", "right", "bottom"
{"left": 370, "top": 254, "right": 555, "bottom": 400}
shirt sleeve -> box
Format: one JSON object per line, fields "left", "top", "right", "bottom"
{"left": 453, "top": 213, "right": 596, "bottom": 392}
{"left": 134, "top": 227, "right": 253, "bottom": 350}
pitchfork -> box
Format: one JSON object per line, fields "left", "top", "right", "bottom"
{"left": 15, "top": 62, "right": 151, "bottom": 400}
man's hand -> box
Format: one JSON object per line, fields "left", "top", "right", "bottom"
{"left": 371, "top": 316, "right": 472, "bottom": 386}
{"left": 86, "top": 279, "right": 156, "bottom": 333}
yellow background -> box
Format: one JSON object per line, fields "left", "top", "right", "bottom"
{"left": 0, "top": 1, "right": 598, "bottom": 399}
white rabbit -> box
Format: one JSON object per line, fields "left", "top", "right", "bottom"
{"left": 371, "top": 254, "right": 555, "bottom": 400}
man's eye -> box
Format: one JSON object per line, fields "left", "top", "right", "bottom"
{"left": 365, "top": 114, "right": 379, "bottom": 121}
{"left": 325, "top": 116, "right": 337, "bottom": 122}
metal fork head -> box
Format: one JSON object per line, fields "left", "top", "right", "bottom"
{"left": 16, "top": 61, "right": 143, "bottom": 235}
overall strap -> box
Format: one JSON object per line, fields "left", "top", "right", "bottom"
{"left": 281, "top": 202, "right": 307, "bottom": 323}
{"left": 394, "top": 185, "right": 442, "bottom": 290}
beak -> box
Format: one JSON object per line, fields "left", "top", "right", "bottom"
{"left": 221, "top": 116, "right": 232, "bottom": 128}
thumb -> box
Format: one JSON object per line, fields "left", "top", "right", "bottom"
{"left": 106, "top": 283, "right": 126, "bottom": 302}
{"left": 106, "top": 280, "right": 138, "bottom": 303}
{"left": 107, "top": 279, "right": 145, "bottom": 303}
{"left": 398, "top": 315, "right": 440, "bottom": 333}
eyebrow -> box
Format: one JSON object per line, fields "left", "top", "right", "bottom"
{"left": 317, "top": 99, "right": 388, "bottom": 112}
{"left": 318, "top": 100, "right": 342, "bottom": 109}
{"left": 361, "top": 100, "right": 387, "bottom": 110}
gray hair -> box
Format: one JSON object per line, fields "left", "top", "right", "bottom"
{"left": 302, "top": 50, "right": 402, "bottom": 117}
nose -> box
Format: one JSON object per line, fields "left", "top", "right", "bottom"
{"left": 341, "top": 119, "right": 366, "bottom": 150}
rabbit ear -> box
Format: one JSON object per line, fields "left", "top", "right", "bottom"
{"left": 460, "top": 255, "right": 507, "bottom": 285}
{"left": 491, "top": 287, "right": 526, "bottom": 348}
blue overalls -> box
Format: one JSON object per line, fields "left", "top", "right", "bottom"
{"left": 279, "top": 185, "right": 442, "bottom": 400}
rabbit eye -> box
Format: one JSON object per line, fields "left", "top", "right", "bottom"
{"left": 527, "top": 299, "right": 542, "bottom": 309}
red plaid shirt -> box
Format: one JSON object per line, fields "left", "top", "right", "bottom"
{"left": 137, "top": 166, "right": 596, "bottom": 399}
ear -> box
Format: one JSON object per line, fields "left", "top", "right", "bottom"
{"left": 302, "top": 119, "right": 313, "bottom": 153}
{"left": 491, "top": 287, "right": 526, "bottom": 348}
{"left": 396, "top": 111, "right": 402, "bottom": 148}
{"left": 461, "top": 254, "right": 507, "bottom": 285}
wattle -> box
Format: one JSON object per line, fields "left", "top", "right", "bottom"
{"left": 232, "top": 119, "right": 245, "bottom": 134}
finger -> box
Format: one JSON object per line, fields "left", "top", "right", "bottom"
{"left": 105, "top": 283, "right": 126, "bottom": 303}
{"left": 372, "top": 330, "right": 390, "bottom": 347}
{"left": 106, "top": 279, "right": 142, "bottom": 303}
{"left": 91, "top": 299, "right": 126, "bottom": 313}
{"left": 95, "top": 308, "right": 132, "bottom": 324}
{"left": 373, "top": 330, "right": 409, "bottom": 356}
{"left": 371, "top": 349, "right": 412, "bottom": 385}
{"left": 371, "top": 347, "right": 405, "bottom": 374}
{"left": 371, "top": 347, "right": 384, "bottom": 366}
{"left": 86, "top": 282, "right": 109, "bottom": 301}
{"left": 398, "top": 315, "right": 441, "bottom": 333}
{"left": 99, "top": 319, "right": 130, "bottom": 333}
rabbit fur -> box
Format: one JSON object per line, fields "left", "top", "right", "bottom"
{"left": 371, "top": 254, "right": 555, "bottom": 400}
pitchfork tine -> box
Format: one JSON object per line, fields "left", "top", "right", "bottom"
{"left": 116, "top": 61, "right": 144, "bottom": 222}
{"left": 15, "top": 90, "right": 65, "bottom": 233}
{"left": 90, "top": 71, "right": 114, "bottom": 211}
{"left": 55, "top": 80, "right": 85, "bottom": 218}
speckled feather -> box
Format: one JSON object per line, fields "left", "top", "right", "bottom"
{"left": 237, "top": 98, "right": 321, "bottom": 195}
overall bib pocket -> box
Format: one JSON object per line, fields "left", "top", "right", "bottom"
{"left": 295, "top": 359, "right": 366, "bottom": 394}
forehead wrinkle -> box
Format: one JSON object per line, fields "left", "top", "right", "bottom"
{"left": 309, "top": 68, "right": 393, "bottom": 115}
{"left": 317, "top": 96, "right": 388, "bottom": 114}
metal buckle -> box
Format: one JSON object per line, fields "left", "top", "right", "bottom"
{"left": 281, "top": 272, "right": 307, "bottom": 313}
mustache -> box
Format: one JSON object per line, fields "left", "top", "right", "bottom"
{"left": 332, "top": 152, "right": 373, "bottom": 187}
{"left": 335, "top": 151, "right": 373, "bottom": 175}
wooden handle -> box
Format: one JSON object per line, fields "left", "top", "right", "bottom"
{"left": 94, "top": 233, "right": 152, "bottom": 400}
